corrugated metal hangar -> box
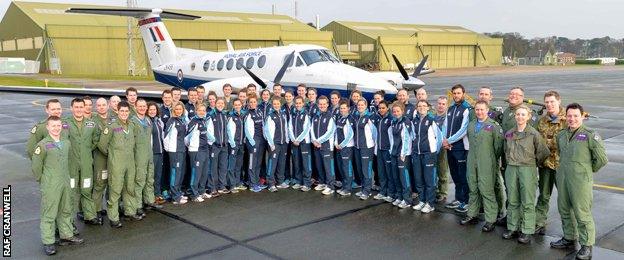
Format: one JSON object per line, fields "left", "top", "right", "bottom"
{"left": 0, "top": 1, "right": 334, "bottom": 75}
{"left": 322, "top": 21, "right": 503, "bottom": 70}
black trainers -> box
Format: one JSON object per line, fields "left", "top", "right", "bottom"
{"left": 137, "top": 209, "right": 146, "bottom": 218}
{"left": 110, "top": 220, "right": 122, "bottom": 228}
{"left": 502, "top": 229, "right": 518, "bottom": 240}
{"left": 535, "top": 225, "right": 546, "bottom": 235}
{"left": 59, "top": 236, "right": 84, "bottom": 246}
{"left": 43, "top": 244, "right": 56, "bottom": 255}
{"left": 482, "top": 222, "right": 495, "bottom": 232}
{"left": 460, "top": 216, "right": 478, "bottom": 225}
{"left": 145, "top": 203, "right": 163, "bottom": 210}
{"left": 72, "top": 223, "right": 79, "bottom": 236}
{"left": 517, "top": 233, "right": 532, "bottom": 244}
{"left": 84, "top": 218, "right": 102, "bottom": 226}
{"left": 550, "top": 237, "right": 576, "bottom": 249}
{"left": 576, "top": 245, "right": 592, "bottom": 260}
{"left": 76, "top": 212, "right": 84, "bottom": 221}
{"left": 123, "top": 213, "right": 143, "bottom": 221}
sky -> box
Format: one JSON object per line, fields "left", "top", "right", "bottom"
{"left": 1, "top": 0, "right": 623, "bottom": 39}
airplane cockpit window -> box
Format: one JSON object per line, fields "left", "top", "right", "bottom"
{"left": 246, "top": 57, "right": 255, "bottom": 69}
{"left": 217, "top": 59, "right": 224, "bottom": 71}
{"left": 226, "top": 58, "right": 234, "bottom": 70}
{"left": 236, "top": 58, "right": 244, "bottom": 70}
{"left": 300, "top": 50, "right": 329, "bottom": 65}
{"left": 203, "top": 60, "right": 210, "bottom": 72}
{"left": 296, "top": 56, "right": 304, "bottom": 67}
{"left": 258, "top": 55, "right": 267, "bottom": 68}
{"left": 320, "top": 50, "right": 341, "bottom": 63}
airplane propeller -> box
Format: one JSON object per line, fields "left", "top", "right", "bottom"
{"left": 243, "top": 51, "right": 296, "bottom": 89}
{"left": 391, "top": 54, "right": 431, "bottom": 95}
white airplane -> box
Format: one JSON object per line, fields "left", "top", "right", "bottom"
{"left": 66, "top": 7, "right": 430, "bottom": 100}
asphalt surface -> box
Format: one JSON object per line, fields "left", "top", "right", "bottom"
{"left": 1, "top": 67, "right": 624, "bottom": 259}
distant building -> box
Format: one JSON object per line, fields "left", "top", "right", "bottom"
{"left": 524, "top": 50, "right": 555, "bottom": 65}
{"left": 587, "top": 57, "right": 617, "bottom": 65}
{"left": 556, "top": 52, "right": 576, "bottom": 65}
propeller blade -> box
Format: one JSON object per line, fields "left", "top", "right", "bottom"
{"left": 274, "top": 51, "right": 295, "bottom": 84}
{"left": 412, "top": 55, "right": 429, "bottom": 77}
{"left": 391, "top": 54, "right": 409, "bottom": 80}
{"left": 242, "top": 67, "right": 267, "bottom": 89}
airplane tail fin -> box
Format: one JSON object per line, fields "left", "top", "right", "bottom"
{"left": 66, "top": 8, "right": 200, "bottom": 69}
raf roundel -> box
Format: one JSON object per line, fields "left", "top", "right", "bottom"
{"left": 177, "top": 69, "right": 184, "bottom": 83}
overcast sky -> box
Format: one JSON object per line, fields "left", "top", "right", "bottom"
{"left": 1, "top": 0, "right": 623, "bottom": 39}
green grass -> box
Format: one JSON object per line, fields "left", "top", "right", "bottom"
{"left": 0, "top": 75, "right": 79, "bottom": 88}
{"left": 44, "top": 73, "right": 154, "bottom": 81}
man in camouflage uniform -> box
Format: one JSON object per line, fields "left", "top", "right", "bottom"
{"left": 535, "top": 91, "right": 567, "bottom": 235}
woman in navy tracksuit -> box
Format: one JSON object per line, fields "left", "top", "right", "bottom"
{"left": 288, "top": 96, "right": 313, "bottom": 191}
{"left": 227, "top": 99, "right": 246, "bottom": 193}
{"left": 264, "top": 98, "right": 290, "bottom": 192}
{"left": 353, "top": 99, "right": 377, "bottom": 200}
{"left": 186, "top": 104, "right": 213, "bottom": 202}
{"left": 334, "top": 101, "right": 355, "bottom": 196}
{"left": 208, "top": 98, "right": 229, "bottom": 195}
{"left": 311, "top": 96, "right": 336, "bottom": 195}
{"left": 371, "top": 100, "right": 395, "bottom": 202}
{"left": 163, "top": 101, "right": 187, "bottom": 204}
{"left": 411, "top": 100, "right": 443, "bottom": 213}
{"left": 147, "top": 102, "right": 165, "bottom": 204}
{"left": 388, "top": 101, "right": 413, "bottom": 209}
{"left": 245, "top": 94, "right": 267, "bottom": 192}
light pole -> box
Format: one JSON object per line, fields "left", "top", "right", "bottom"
{"left": 538, "top": 49, "right": 543, "bottom": 65}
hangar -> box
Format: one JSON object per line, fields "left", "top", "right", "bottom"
{"left": 322, "top": 21, "right": 503, "bottom": 70}
{"left": 0, "top": 1, "right": 334, "bottom": 75}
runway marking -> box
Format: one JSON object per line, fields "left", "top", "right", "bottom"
{"left": 594, "top": 184, "right": 624, "bottom": 192}
{"left": 31, "top": 100, "right": 44, "bottom": 107}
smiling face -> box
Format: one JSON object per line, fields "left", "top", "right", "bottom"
{"left": 233, "top": 100, "right": 242, "bottom": 112}
{"left": 351, "top": 92, "right": 361, "bottom": 103}
{"left": 273, "top": 85, "right": 282, "bottom": 96}
{"left": 307, "top": 90, "right": 317, "bottom": 102}
{"left": 330, "top": 94, "right": 340, "bottom": 107}
{"left": 339, "top": 103, "right": 349, "bottom": 116}
{"left": 515, "top": 107, "right": 530, "bottom": 126}
{"left": 478, "top": 88, "right": 493, "bottom": 103}
{"left": 475, "top": 103, "right": 489, "bottom": 121}
{"left": 223, "top": 85, "right": 232, "bottom": 97}
{"left": 147, "top": 104, "right": 158, "bottom": 118}
{"left": 172, "top": 90, "right": 182, "bottom": 102}
{"left": 295, "top": 98, "right": 304, "bottom": 110}
{"left": 508, "top": 88, "right": 524, "bottom": 106}
{"left": 452, "top": 88, "right": 464, "bottom": 103}
{"left": 261, "top": 91, "right": 271, "bottom": 102}
{"left": 544, "top": 95, "right": 561, "bottom": 116}
{"left": 374, "top": 93, "right": 383, "bottom": 105}
{"left": 318, "top": 98, "right": 328, "bottom": 112}
{"left": 46, "top": 101, "right": 62, "bottom": 117}
{"left": 297, "top": 86, "right": 306, "bottom": 97}
{"left": 47, "top": 119, "right": 62, "bottom": 138}
{"left": 126, "top": 91, "right": 137, "bottom": 104}
{"left": 172, "top": 104, "right": 184, "bottom": 118}
{"left": 216, "top": 99, "right": 225, "bottom": 111}
{"left": 83, "top": 99, "right": 93, "bottom": 116}
{"left": 397, "top": 90, "right": 408, "bottom": 103}
{"left": 162, "top": 93, "right": 172, "bottom": 107}
{"left": 436, "top": 98, "right": 447, "bottom": 114}
{"left": 118, "top": 106, "right": 130, "bottom": 121}
{"left": 71, "top": 101, "right": 84, "bottom": 119}
{"left": 196, "top": 105, "right": 207, "bottom": 117}
{"left": 96, "top": 98, "right": 108, "bottom": 115}
{"left": 208, "top": 95, "right": 216, "bottom": 108}
{"left": 272, "top": 99, "right": 281, "bottom": 111}
{"left": 284, "top": 92, "right": 294, "bottom": 104}
{"left": 188, "top": 90, "right": 198, "bottom": 103}
{"left": 416, "top": 101, "right": 429, "bottom": 116}
{"left": 392, "top": 105, "right": 403, "bottom": 118}
{"left": 357, "top": 100, "right": 367, "bottom": 113}
{"left": 136, "top": 100, "right": 147, "bottom": 116}
{"left": 378, "top": 103, "right": 388, "bottom": 116}
{"left": 416, "top": 89, "right": 427, "bottom": 101}
{"left": 566, "top": 108, "right": 583, "bottom": 130}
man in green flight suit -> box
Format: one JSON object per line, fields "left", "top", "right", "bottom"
{"left": 32, "top": 116, "right": 83, "bottom": 256}
{"left": 66, "top": 98, "right": 101, "bottom": 226}
{"left": 535, "top": 90, "right": 567, "bottom": 235}
{"left": 131, "top": 99, "right": 161, "bottom": 218}
{"left": 26, "top": 99, "right": 64, "bottom": 159}
{"left": 550, "top": 103, "right": 608, "bottom": 260}
{"left": 92, "top": 97, "right": 115, "bottom": 217}
{"left": 460, "top": 101, "right": 503, "bottom": 232}
{"left": 98, "top": 101, "right": 142, "bottom": 228}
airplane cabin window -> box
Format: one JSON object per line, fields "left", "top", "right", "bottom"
{"left": 190, "top": 62, "right": 196, "bottom": 71}
{"left": 203, "top": 60, "right": 210, "bottom": 71}
{"left": 246, "top": 57, "right": 255, "bottom": 69}
{"left": 226, "top": 58, "right": 234, "bottom": 70}
{"left": 296, "top": 57, "right": 304, "bottom": 67}
{"left": 217, "top": 59, "right": 224, "bottom": 71}
{"left": 236, "top": 58, "right": 244, "bottom": 70}
{"left": 300, "top": 50, "right": 329, "bottom": 65}
{"left": 257, "top": 55, "right": 267, "bottom": 68}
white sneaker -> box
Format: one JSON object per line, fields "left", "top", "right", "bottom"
{"left": 384, "top": 196, "right": 394, "bottom": 203}
{"left": 277, "top": 183, "right": 290, "bottom": 189}
{"left": 358, "top": 194, "right": 369, "bottom": 200}
{"left": 300, "top": 186, "right": 311, "bottom": 192}
{"left": 392, "top": 199, "right": 401, "bottom": 206}
{"left": 200, "top": 193, "right": 212, "bottom": 199}
{"left": 292, "top": 184, "right": 302, "bottom": 190}
{"left": 173, "top": 199, "right": 187, "bottom": 205}
{"left": 373, "top": 194, "right": 385, "bottom": 200}
{"left": 398, "top": 200, "right": 411, "bottom": 209}
{"left": 337, "top": 190, "right": 351, "bottom": 196}
{"left": 181, "top": 195, "right": 189, "bottom": 200}
{"left": 268, "top": 186, "right": 278, "bottom": 192}
{"left": 314, "top": 184, "right": 326, "bottom": 191}
{"left": 412, "top": 202, "right": 426, "bottom": 211}
{"left": 421, "top": 203, "right": 435, "bottom": 213}
{"left": 322, "top": 188, "right": 335, "bottom": 195}
{"left": 193, "top": 196, "right": 204, "bottom": 203}
{"left": 355, "top": 191, "right": 363, "bottom": 197}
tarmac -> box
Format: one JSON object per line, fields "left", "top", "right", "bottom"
{"left": 1, "top": 66, "right": 623, "bottom": 259}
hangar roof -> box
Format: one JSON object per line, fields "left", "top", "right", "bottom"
{"left": 9, "top": 1, "right": 317, "bottom": 32}
{"left": 330, "top": 20, "right": 477, "bottom": 39}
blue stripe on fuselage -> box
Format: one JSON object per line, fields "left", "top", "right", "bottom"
{"left": 152, "top": 71, "right": 396, "bottom": 101}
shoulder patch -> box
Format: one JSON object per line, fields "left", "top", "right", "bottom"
{"left": 103, "top": 127, "right": 109, "bottom": 135}
{"left": 34, "top": 146, "right": 41, "bottom": 155}
{"left": 31, "top": 125, "right": 37, "bottom": 134}
{"left": 593, "top": 133, "right": 601, "bottom": 141}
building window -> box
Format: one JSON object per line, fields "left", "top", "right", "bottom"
{"left": 226, "top": 58, "right": 234, "bottom": 70}
{"left": 246, "top": 57, "right": 255, "bottom": 69}
{"left": 257, "top": 55, "right": 267, "bottom": 68}
{"left": 217, "top": 59, "right": 224, "bottom": 71}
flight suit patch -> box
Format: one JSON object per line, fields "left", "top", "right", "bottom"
{"left": 576, "top": 134, "right": 588, "bottom": 141}
{"left": 31, "top": 126, "right": 37, "bottom": 134}
{"left": 484, "top": 125, "right": 494, "bottom": 132}
{"left": 594, "top": 134, "right": 601, "bottom": 141}
{"left": 505, "top": 132, "right": 514, "bottom": 139}
{"left": 113, "top": 127, "right": 124, "bottom": 133}
{"left": 103, "top": 128, "right": 109, "bottom": 135}
{"left": 86, "top": 122, "right": 95, "bottom": 128}
{"left": 34, "top": 146, "right": 41, "bottom": 155}
{"left": 45, "top": 143, "right": 56, "bottom": 149}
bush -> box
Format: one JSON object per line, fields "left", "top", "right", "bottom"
{"left": 575, "top": 59, "right": 601, "bottom": 65}
{"left": 616, "top": 59, "right": 624, "bottom": 65}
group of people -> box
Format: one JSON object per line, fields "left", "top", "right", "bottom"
{"left": 28, "top": 82, "right": 607, "bottom": 259}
